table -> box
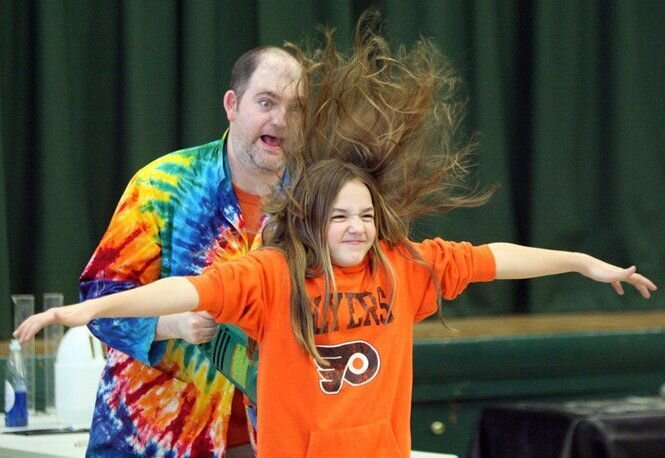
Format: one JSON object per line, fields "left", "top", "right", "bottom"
{"left": 0, "top": 413, "right": 88, "bottom": 457}
{"left": 1, "top": 413, "right": 454, "bottom": 458}
{"left": 470, "top": 396, "right": 665, "bottom": 458}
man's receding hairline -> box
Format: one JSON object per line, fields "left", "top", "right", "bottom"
{"left": 254, "top": 47, "right": 300, "bottom": 70}
{"left": 232, "top": 46, "right": 300, "bottom": 102}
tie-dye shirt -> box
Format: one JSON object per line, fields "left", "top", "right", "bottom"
{"left": 80, "top": 133, "right": 261, "bottom": 457}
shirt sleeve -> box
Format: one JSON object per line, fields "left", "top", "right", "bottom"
{"left": 187, "top": 250, "right": 284, "bottom": 341}
{"left": 80, "top": 169, "right": 165, "bottom": 366}
{"left": 412, "top": 238, "right": 496, "bottom": 321}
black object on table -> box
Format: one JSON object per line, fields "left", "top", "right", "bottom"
{"left": 470, "top": 396, "right": 665, "bottom": 458}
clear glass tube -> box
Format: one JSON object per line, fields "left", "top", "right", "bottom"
{"left": 43, "top": 293, "right": 64, "bottom": 414}
{"left": 12, "top": 294, "right": 35, "bottom": 414}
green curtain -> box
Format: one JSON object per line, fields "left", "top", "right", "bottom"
{"left": 2, "top": 0, "right": 663, "bottom": 337}
{"left": 529, "top": 1, "right": 665, "bottom": 312}
{"left": 0, "top": 96, "right": 9, "bottom": 333}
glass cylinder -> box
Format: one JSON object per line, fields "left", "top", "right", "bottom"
{"left": 12, "top": 294, "right": 36, "bottom": 414}
{"left": 43, "top": 293, "right": 64, "bottom": 414}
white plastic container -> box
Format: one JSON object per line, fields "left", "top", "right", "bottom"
{"left": 54, "top": 326, "right": 105, "bottom": 426}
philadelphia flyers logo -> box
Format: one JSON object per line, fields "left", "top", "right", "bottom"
{"left": 314, "top": 340, "right": 380, "bottom": 394}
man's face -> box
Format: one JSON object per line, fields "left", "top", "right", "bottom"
{"left": 225, "top": 53, "right": 301, "bottom": 175}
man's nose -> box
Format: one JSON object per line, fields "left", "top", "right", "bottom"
{"left": 272, "top": 105, "right": 287, "bottom": 128}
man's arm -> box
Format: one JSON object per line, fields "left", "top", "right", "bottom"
{"left": 80, "top": 169, "right": 166, "bottom": 365}
{"left": 81, "top": 169, "right": 213, "bottom": 366}
{"left": 488, "top": 242, "right": 657, "bottom": 298}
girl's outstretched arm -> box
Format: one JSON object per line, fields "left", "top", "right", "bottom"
{"left": 13, "top": 277, "right": 199, "bottom": 344}
{"left": 488, "top": 243, "right": 657, "bottom": 298}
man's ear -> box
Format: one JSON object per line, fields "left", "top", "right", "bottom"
{"left": 223, "top": 90, "right": 238, "bottom": 122}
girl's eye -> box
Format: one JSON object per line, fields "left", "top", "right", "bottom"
{"left": 331, "top": 215, "right": 346, "bottom": 221}
{"left": 361, "top": 214, "right": 375, "bottom": 221}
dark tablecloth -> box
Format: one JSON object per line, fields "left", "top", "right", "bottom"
{"left": 470, "top": 396, "right": 665, "bottom": 458}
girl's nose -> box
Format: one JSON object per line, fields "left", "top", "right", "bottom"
{"left": 347, "top": 216, "right": 364, "bottom": 233}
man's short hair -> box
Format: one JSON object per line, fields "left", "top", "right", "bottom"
{"left": 229, "top": 46, "right": 294, "bottom": 101}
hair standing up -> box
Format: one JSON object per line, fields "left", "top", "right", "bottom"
{"left": 263, "top": 10, "right": 494, "bottom": 363}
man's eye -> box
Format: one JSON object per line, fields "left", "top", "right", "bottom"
{"left": 259, "top": 99, "right": 273, "bottom": 108}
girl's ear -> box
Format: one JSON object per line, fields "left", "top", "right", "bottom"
{"left": 223, "top": 90, "right": 238, "bottom": 122}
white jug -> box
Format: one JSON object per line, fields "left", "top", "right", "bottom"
{"left": 54, "top": 326, "right": 105, "bottom": 426}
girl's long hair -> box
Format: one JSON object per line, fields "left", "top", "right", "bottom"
{"left": 262, "top": 10, "right": 494, "bottom": 363}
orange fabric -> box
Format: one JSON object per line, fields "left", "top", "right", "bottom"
{"left": 233, "top": 184, "right": 263, "bottom": 245}
{"left": 189, "top": 238, "right": 495, "bottom": 457}
{"left": 227, "top": 184, "right": 261, "bottom": 447}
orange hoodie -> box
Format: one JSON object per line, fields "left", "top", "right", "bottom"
{"left": 189, "top": 238, "right": 495, "bottom": 457}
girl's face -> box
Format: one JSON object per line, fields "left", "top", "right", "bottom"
{"left": 326, "top": 179, "right": 377, "bottom": 267}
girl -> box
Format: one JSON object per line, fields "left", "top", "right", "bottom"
{"left": 14, "top": 13, "right": 656, "bottom": 458}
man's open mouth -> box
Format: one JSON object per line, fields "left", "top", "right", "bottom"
{"left": 261, "top": 135, "right": 280, "bottom": 147}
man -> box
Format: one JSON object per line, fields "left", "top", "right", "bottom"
{"left": 79, "top": 46, "right": 301, "bottom": 457}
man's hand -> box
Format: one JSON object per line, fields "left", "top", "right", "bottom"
{"left": 155, "top": 311, "right": 218, "bottom": 344}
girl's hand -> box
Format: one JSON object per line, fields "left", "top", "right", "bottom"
{"left": 13, "top": 304, "right": 94, "bottom": 344}
{"left": 581, "top": 257, "right": 657, "bottom": 298}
